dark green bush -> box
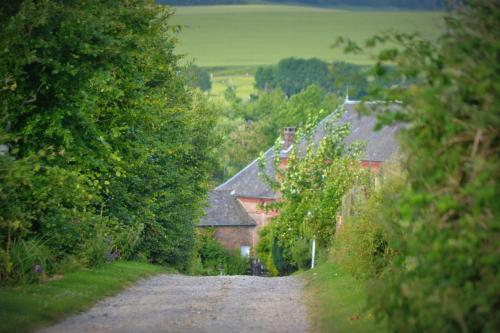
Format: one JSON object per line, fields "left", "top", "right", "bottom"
{"left": 0, "top": 0, "right": 216, "bottom": 283}
{"left": 192, "top": 228, "right": 229, "bottom": 275}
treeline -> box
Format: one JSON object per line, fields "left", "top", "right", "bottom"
{"left": 255, "top": 58, "right": 391, "bottom": 99}
{"left": 257, "top": 0, "right": 499, "bottom": 331}
{"left": 157, "top": 0, "right": 445, "bottom": 10}
{"left": 0, "top": 0, "right": 216, "bottom": 284}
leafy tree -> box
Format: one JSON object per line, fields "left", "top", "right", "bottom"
{"left": 184, "top": 65, "right": 212, "bottom": 91}
{"left": 257, "top": 105, "right": 370, "bottom": 274}
{"left": 254, "top": 66, "right": 277, "bottom": 91}
{"left": 0, "top": 0, "right": 216, "bottom": 280}
{"left": 336, "top": 0, "right": 499, "bottom": 331}
{"left": 275, "top": 58, "right": 330, "bottom": 96}
{"left": 328, "top": 61, "right": 368, "bottom": 99}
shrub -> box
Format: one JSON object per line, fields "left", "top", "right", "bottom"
{"left": 255, "top": 225, "right": 279, "bottom": 276}
{"left": 291, "top": 238, "right": 311, "bottom": 270}
{"left": 225, "top": 250, "right": 249, "bottom": 275}
{"left": 0, "top": 238, "right": 54, "bottom": 285}
{"left": 333, "top": 165, "right": 405, "bottom": 280}
{"left": 192, "top": 228, "right": 229, "bottom": 275}
{"left": 336, "top": 1, "right": 500, "bottom": 331}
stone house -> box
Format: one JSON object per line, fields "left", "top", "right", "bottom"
{"left": 198, "top": 100, "right": 402, "bottom": 256}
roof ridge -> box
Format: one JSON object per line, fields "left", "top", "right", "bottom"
{"left": 215, "top": 146, "right": 274, "bottom": 191}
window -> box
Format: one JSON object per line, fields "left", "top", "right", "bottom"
{"left": 240, "top": 246, "right": 250, "bottom": 257}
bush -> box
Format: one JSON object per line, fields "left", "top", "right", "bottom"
{"left": 225, "top": 250, "right": 249, "bottom": 275}
{"left": 291, "top": 238, "right": 311, "bottom": 270}
{"left": 339, "top": 1, "right": 500, "bottom": 331}
{"left": 255, "top": 225, "right": 279, "bottom": 276}
{"left": 0, "top": 238, "right": 54, "bottom": 285}
{"left": 0, "top": 0, "right": 216, "bottom": 283}
{"left": 333, "top": 165, "right": 405, "bottom": 280}
{"left": 191, "top": 228, "right": 229, "bottom": 275}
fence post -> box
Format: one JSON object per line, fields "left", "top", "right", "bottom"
{"left": 311, "top": 237, "right": 316, "bottom": 269}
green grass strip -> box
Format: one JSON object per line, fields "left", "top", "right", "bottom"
{"left": 0, "top": 261, "right": 171, "bottom": 333}
{"left": 302, "top": 261, "right": 386, "bottom": 333}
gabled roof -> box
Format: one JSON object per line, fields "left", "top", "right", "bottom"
{"left": 199, "top": 190, "right": 256, "bottom": 227}
{"left": 307, "top": 102, "right": 403, "bottom": 162}
{"left": 215, "top": 101, "right": 402, "bottom": 199}
{"left": 215, "top": 146, "right": 276, "bottom": 199}
{"left": 199, "top": 101, "right": 403, "bottom": 227}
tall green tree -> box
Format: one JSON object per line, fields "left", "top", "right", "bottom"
{"left": 0, "top": 0, "right": 216, "bottom": 277}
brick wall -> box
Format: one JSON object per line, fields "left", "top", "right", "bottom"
{"left": 212, "top": 226, "right": 254, "bottom": 251}
{"left": 237, "top": 197, "right": 277, "bottom": 248}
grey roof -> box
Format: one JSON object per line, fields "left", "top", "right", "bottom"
{"left": 215, "top": 146, "right": 277, "bottom": 199}
{"left": 199, "top": 101, "right": 403, "bottom": 227}
{"left": 306, "top": 102, "right": 403, "bottom": 162}
{"left": 199, "top": 190, "right": 257, "bottom": 227}
{"left": 215, "top": 101, "right": 402, "bottom": 200}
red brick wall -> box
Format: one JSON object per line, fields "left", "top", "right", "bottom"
{"left": 212, "top": 226, "right": 254, "bottom": 251}
{"left": 360, "top": 160, "right": 383, "bottom": 173}
{"left": 237, "top": 197, "right": 277, "bottom": 248}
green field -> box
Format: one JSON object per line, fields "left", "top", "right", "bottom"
{"left": 171, "top": 4, "right": 443, "bottom": 67}
{"left": 211, "top": 74, "right": 256, "bottom": 98}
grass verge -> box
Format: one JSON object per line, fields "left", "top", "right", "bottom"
{"left": 302, "top": 260, "right": 386, "bottom": 333}
{"left": 0, "top": 261, "right": 171, "bottom": 333}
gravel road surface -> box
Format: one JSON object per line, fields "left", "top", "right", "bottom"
{"left": 38, "top": 274, "right": 309, "bottom": 333}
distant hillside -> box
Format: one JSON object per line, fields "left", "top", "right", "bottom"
{"left": 157, "top": 0, "right": 445, "bottom": 10}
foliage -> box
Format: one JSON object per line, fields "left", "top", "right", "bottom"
{"left": 0, "top": 0, "right": 216, "bottom": 283}
{"left": 332, "top": 164, "right": 406, "bottom": 280}
{"left": 211, "top": 85, "right": 338, "bottom": 182}
{"left": 254, "top": 67, "right": 277, "bottom": 91}
{"left": 0, "top": 261, "right": 169, "bottom": 333}
{"left": 255, "top": 58, "right": 330, "bottom": 97}
{"left": 257, "top": 105, "right": 370, "bottom": 274}
{"left": 183, "top": 65, "right": 212, "bottom": 91}
{"left": 290, "top": 238, "right": 311, "bottom": 270}
{"left": 255, "top": 59, "right": 401, "bottom": 101}
{"left": 0, "top": 238, "right": 53, "bottom": 285}
{"left": 336, "top": 1, "right": 500, "bottom": 331}
{"left": 328, "top": 61, "right": 369, "bottom": 99}
{"left": 255, "top": 225, "right": 279, "bottom": 276}
{"left": 271, "top": 237, "right": 295, "bottom": 275}
{"left": 192, "top": 228, "right": 249, "bottom": 275}
{"left": 225, "top": 250, "right": 249, "bottom": 275}
{"left": 192, "top": 228, "right": 229, "bottom": 275}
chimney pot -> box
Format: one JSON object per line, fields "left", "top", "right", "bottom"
{"left": 283, "top": 127, "right": 296, "bottom": 150}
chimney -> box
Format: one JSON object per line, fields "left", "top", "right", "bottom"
{"left": 283, "top": 127, "right": 296, "bottom": 151}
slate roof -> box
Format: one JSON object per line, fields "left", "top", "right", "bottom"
{"left": 199, "top": 190, "right": 256, "bottom": 227}
{"left": 306, "top": 101, "right": 403, "bottom": 162}
{"left": 199, "top": 101, "right": 403, "bottom": 227}
{"left": 215, "top": 146, "right": 276, "bottom": 199}
{"left": 215, "top": 101, "right": 402, "bottom": 199}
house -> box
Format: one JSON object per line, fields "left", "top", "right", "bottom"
{"left": 198, "top": 100, "right": 403, "bottom": 256}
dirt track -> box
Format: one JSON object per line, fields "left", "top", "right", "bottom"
{"left": 38, "top": 274, "right": 309, "bottom": 333}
